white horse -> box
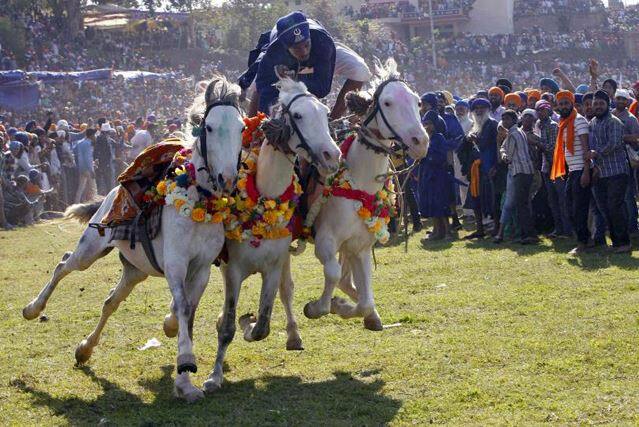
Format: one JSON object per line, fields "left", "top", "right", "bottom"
{"left": 198, "top": 78, "right": 341, "bottom": 393}
{"left": 21, "top": 77, "right": 245, "bottom": 403}
{"left": 303, "top": 59, "right": 429, "bottom": 329}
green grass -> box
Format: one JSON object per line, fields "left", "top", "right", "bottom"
{"left": 1, "top": 220, "right": 639, "bottom": 425}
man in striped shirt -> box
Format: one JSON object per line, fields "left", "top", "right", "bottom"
{"left": 498, "top": 110, "right": 537, "bottom": 243}
{"left": 588, "top": 90, "right": 631, "bottom": 253}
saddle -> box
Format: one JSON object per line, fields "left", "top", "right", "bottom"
{"left": 90, "top": 138, "right": 186, "bottom": 273}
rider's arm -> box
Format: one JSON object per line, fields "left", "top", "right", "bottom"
{"left": 331, "top": 42, "right": 372, "bottom": 119}
{"left": 330, "top": 79, "right": 363, "bottom": 120}
{"left": 248, "top": 90, "right": 260, "bottom": 117}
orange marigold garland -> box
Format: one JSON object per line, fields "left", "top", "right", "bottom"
{"left": 225, "top": 114, "right": 303, "bottom": 244}
{"left": 144, "top": 148, "right": 232, "bottom": 224}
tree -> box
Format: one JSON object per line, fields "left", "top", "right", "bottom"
{"left": 0, "top": 16, "right": 26, "bottom": 59}
{"left": 207, "top": 0, "right": 289, "bottom": 51}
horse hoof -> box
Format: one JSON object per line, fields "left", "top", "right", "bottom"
{"left": 238, "top": 313, "right": 256, "bottom": 330}
{"left": 163, "top": 314, "right": 178, "bottom": 338}
{"left": 174, "top": 385, "right": 204, "bottom": 403}
{"left": 22, "top": 302, "right": 42, "bottom": 320}
{"left": 303, "top": 302, "right": 322, "bottom": 319}
{"left": 364, "top": 316, "right": 383, "bottom": 331}
{"left": 286, "top": 337, "right": 304, "bottom": 351}
{"left": 203, "top": 378, "right": 222, "bottom": 394}
{"left": 176, "top": 354, "right": 197, "bottom": 374}
{"left": 330, "top": 297, "right": 349, "bottom": 315}
{"left": 74, "top": 340, "right": 93, "bottom": 365}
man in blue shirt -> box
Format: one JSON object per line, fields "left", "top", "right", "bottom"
{"left": 588, "top": 90, "right": 631, "bottom": 253}
{"left": 239, "top": 11, "right": 371, "bottom": 118}
{"left": 74, "top": 128, "right": 97, "bottom": 203}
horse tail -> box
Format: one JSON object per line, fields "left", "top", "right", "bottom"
{"left": 64, "top": 198, "right": 105, "bottom": 224}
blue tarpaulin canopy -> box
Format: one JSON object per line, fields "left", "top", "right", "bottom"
{"left": 0, "top": 69, "right": 175, "bottom": 110}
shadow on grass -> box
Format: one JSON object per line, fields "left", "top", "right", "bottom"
{"left": 12, "top": 365, "right": 401, "bottom": 425}
{"left": 462, "top": 238, "right": 550, "bottom": 256}
{"left": 566, "top": 251, "right": 639, "bottom": 271}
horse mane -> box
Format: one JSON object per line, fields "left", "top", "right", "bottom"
{"left": 368, "top": 58, "right": 401, "bottom": 96}
{"left": 186, "top": 75, "right": 242, "bottom": 136}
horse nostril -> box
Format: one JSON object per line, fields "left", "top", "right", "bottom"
{"left": 217, "top": 173, "right": 224, "bottom": 186}
{"left": 412, "top": 136, "right": 420, "bottom": 145}
{"left": 323, "top": 151, "right": 333, "bottom": 161}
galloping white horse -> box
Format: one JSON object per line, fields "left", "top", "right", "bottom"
{"left": 303, "top": 59, "right": 429, "bottom": 329}
{"left": 201, "top": 78, "right": 341, "bottom": 393}
{"left": 22, "top": 77, "right": 245, "bottom": 403}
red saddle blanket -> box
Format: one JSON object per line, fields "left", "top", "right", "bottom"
{"left": 101, "top": 139, "right": 185, "bottom": 225}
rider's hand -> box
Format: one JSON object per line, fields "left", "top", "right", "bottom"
{"left": 275, "top": 65, "right": 296, "bottom": 80}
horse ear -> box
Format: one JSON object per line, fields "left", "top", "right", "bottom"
{"left": 261, "top": 117, "right": 292, "bottom": 153}
{"left": 196, "top": 80, "right": 208, "bottom": 93}
{"left": 345, "top": 91, "right": 373, "bottom": 116}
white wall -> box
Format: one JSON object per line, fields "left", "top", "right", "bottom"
{"left": 466, "top": 0, "right": 514, "bottom": 35}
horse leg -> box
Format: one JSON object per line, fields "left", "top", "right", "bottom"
{"left": 304, "top": 237, "right": 340, "bottom": 319}
{"left": 203, "top": 263, "right": 244, "bottom": 394}
{"left": 336, "top": 252, "right": 358, "bottom": 302}
{"left": 163, "top": 299, "right": 178, "bottom": 338}
{"left": 75, "top": 254, "right": 147, "bottom": 364}
{"left": 331, "top": 249, "right": 383, "bottom": 330}
{"left": 23, "top": 226, "right": 111, "bottom": 320}
{"left": 279, "top": 255, "right": 303, "bottom": 351}
{"left": 174, "top": 262, "right": 210, "bottom": 403}
{"left": 164, "top": 258, "right": 202, "bottom": 402}
{"left": 239, "top": 264, "right": 282, "bottom": 342}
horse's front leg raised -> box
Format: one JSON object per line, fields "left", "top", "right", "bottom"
{"left": 239, "top": 263, "right": 283, "bottom": 342}
{"left": 304, "top": 236, "right": 340, "bottom": 319}
{"left": 204, "top": 263, "right": 245, "bottom": 394}
{"left": 330, "top": 249, "right": 383, "bottom": 330}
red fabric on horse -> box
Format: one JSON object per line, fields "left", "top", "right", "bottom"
{"left": 101, "top": 139, "right": 185, "bottom": 225}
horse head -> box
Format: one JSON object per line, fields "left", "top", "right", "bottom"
{"left": 262, "top": 77, "right": 341, "bottom": 175}
{"left": 189, "top": 76, "right": 245, "bottom": 194}
{"left": 345, "top": 58, "right": 429, "bottom": 160}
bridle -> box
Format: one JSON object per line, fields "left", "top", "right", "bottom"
{"left": 278, "top": 92, "right": 323, "bottom": 165}
{"left": 361, "top": 77, "right": 409, "bottom": 153}
{"left": 196, "top": 101, "right": 243, "bottom": 184}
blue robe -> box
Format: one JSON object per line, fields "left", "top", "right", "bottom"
{"left": 417, "top": 132, "right": 458, "bottom": 218}
{"left": 238, "top": 20, "right": 336, "bottom": 114}
{"left": 463, "top": 118, "right": 498, "bottom": 215}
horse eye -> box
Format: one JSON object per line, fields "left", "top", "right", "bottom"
{"left": 384, "top": 101, "right": 391, "bottom": 107}
{"left": 418, "top": 101, "right": 422, "bottom": 107}
{"left": 293, "top": 113, "right": 302, "bottom": 120}
{"left": 206, "top": 125, "right": 212, "bottom": 132}
{"left": 240, "top": 126, "right": 246, "bottom": 133}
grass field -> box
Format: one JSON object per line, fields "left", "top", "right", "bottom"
{"left": 1, "top": 219, "right": 639, "bottom": 425}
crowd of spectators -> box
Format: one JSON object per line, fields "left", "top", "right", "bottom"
{"left": 513, "top": 0, "right": 604, "bottom": 18}
{"left": 4, "top": 77, "right": 197, "bottom": 131}
{"left": 605, "top": 5, "right": 639, "bottom": 32}
{"left": 0, "top": 113, "right": 182, "bottom": 228}
{"left": 2, "top": 0, "right": 639, "bottom": 260}
{"left": 343, "top": 0, "right": 472, "bottom": 20}
{"left": 409, "top": 64, "right": 639, "bottom": 255}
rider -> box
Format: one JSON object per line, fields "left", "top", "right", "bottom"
{"left": 239, "top": 11, "right": 371, "bottom": 119}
